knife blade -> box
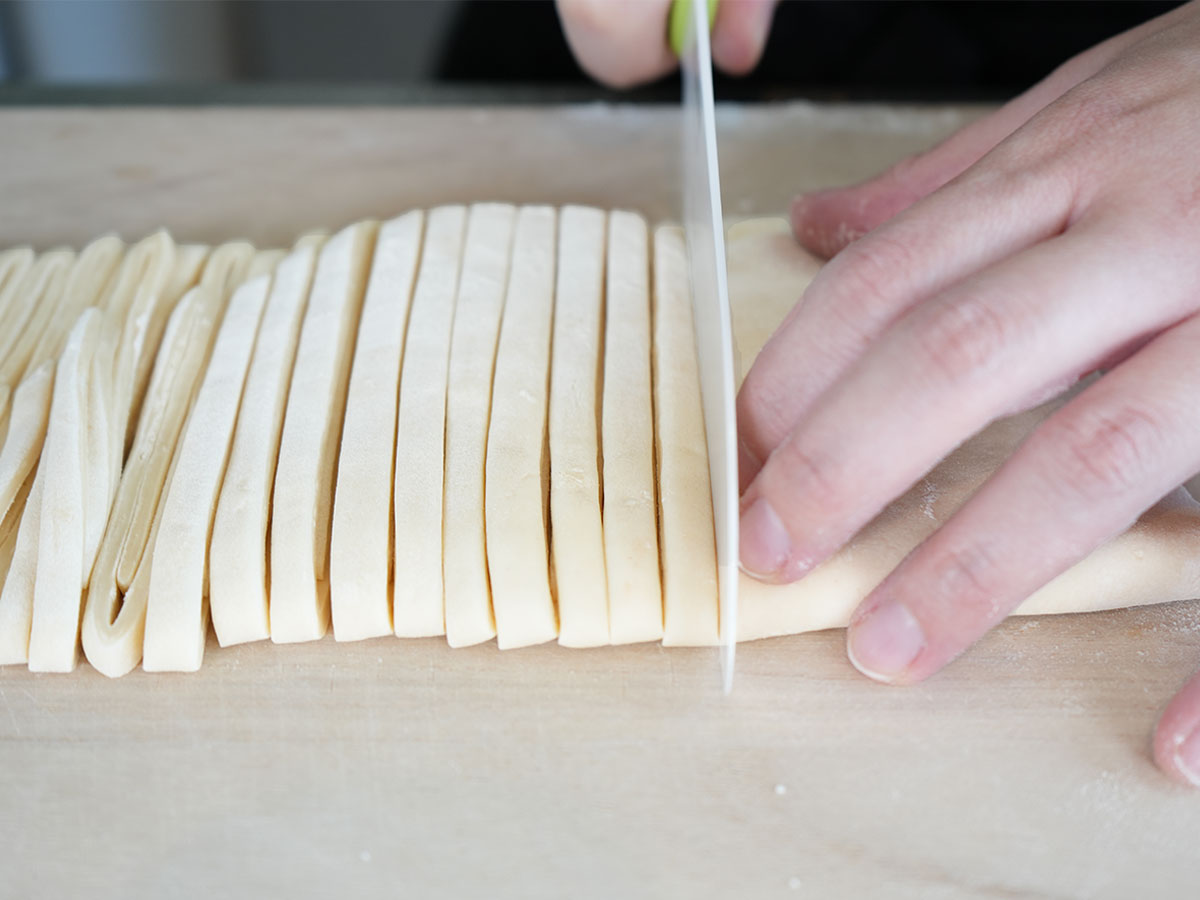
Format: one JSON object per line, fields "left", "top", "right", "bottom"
{"left": 674, "top": 0, "right": 739, "bottom": 693}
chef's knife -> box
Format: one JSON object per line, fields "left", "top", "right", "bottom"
{"left": 672, "top": 0, "right": 739, "bottom": 693}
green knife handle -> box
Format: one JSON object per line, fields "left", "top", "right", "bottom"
{"left": 668, "top": 0, "right": 719, "bottom": 57}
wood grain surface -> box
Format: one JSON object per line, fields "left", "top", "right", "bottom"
{"left": 2, "top": 103, "right": 1198, "bottom": 899}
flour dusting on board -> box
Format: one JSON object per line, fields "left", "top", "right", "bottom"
{"left": 1129, "top": 600, "right": 1200, "bottom": 636}
{"left": 920, "top": 478, "right": 939, "bottom": 520}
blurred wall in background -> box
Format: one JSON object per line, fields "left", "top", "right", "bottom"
{"left": 0, "top": 0, "right": 1184, "bottom": 100}
{"left": 0, "top": 0, "right": 465, "bottom": 84}
{"left": 6, "top": 0, "right": 235, "bottom": 82}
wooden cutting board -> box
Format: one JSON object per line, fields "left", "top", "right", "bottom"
{"left": 1, "top": 103, "right": 1198, "bottom": 899}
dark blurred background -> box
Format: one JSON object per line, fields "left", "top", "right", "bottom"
{"left": 0, "top": 0, "right": 1182, "bottom": 102}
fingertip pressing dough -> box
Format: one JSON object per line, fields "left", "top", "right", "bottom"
{"left": 393, "top": 206, "right": 467, "bottom": 639}
{"left": 330, "top": 210, "right": 423, "bottom": 642}
{"left": 549, "top": 205, "right": 610, "bottom": 648}
{"left": 485, "top": 205, "right": 559, "bottom": 650}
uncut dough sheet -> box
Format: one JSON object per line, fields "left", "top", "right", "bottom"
{"left": 726, "top": 218, "right": 1200, "bottom": 641}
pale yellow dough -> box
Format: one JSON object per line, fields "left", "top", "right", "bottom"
{"left": 330, "top": 211, "right": 423, "bottom": 641}
{"left": 393, "top": 206, "right": 466, "bottom": 639}
{"left": 83, "top": 287, "right": 222, "bottom": 677}
{"left": 443, "top": 203, "right": 515, "bottom": 648}
{"left": 142, "top": 276, "right": 270, "bottom": 672}
{"left": 209, "top": 238, "right": 321, "bottom": 648}
{"left": 549, "top": 206, "right": 610, "bottom": 648}
{"left": 485, "top": 205, "right": 558, "bottom": 649}
{"left": 602, "top": 211, "right": 663, "bottom": 645}
{"left": 27, "top": 310, "right": 108, "bottom": 672}
{"left": 271, "top": 220, "right": 377, "bottom": 643}
{"left": 0, "top": 251, "right": 75, "bottom": 388}
{"left": 652, "top": 225, "right": 719, "bottom": 646}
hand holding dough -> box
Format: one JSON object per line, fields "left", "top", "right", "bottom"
{"left": 723, "top": 219, "right": 1200, "bottom": 644}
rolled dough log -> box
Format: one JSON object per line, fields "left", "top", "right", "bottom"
{"left": 27, "top": 309, "right": 106, "bottom": 672}
{"left": 0, "top": 247, "right": 33, "bottom": 322}
{"left": 0, "top": 246, "right": 34, "bottom": 438}
{"left": 723, "top": 219, "right": 1200, "bottom": 641}
{"left": 271, "top": 220, "right": 377, "bottom": 643}
{"left": 549, "top": 205, "right": 610, "bottom": 648}
{"left": 143, "top": 276, "right": 269, "bottom": 672}
{"left": 160, "top": 245, "right": 211, "bottom": 316}
{"left": 0, "top": 250, "right": 75, "bottom": 388}
{"left": 0, "top": 362, "right": 53, "bottom": 531}
{"left": 0, "top": 468, "right": 33, "bottom": 598}
{"left": 393, "top": 206, "right": 467, "bottom": 639}
{"left": 210, "top": 239, "right": 322, "bottom": 648}
{"left": 602, "top": 211, "right": 663, "bottom": 645}
{"left": 0, "top": 460, "right": 44, "bottom": 665}
{"left": 330, "top": 211, "right": 423, "bottom": 642}
{"left": 83, "top": 287, "right": 222, "bottom": 677}
{"left": 443, "top": 203, "right": 516, "bottom": 648}
{"left": 114, "top": 255, "right": 236, "bottom": 596}
{"left": 118, "top": 244, "right": 212, "bottom": 458}
{"left": 84, "top": 323, "right": 117, "bottom": 588}
{"left": 651, "top": 225, "right": 719, "bottom": 646}
{"left": 485, "top": 205, "right": 558, "bottom": 650}
{"left": 100, "top": 231, "right": 176, "bottom": 470}
{"left": 88, "top": 422, "right": 180, "bottom": 677}
{"left": 27, "top": 235, "right": 124, "bottom": 374}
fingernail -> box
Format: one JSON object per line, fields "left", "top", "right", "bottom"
{"left": 1173, "top": 726, "right": 1200, "bottom": 788}
{"left": 847, "top": 601, "right": 924, "bottom": 682}
{"left": 739, "top": 496, "right": 791, "bottom": 580}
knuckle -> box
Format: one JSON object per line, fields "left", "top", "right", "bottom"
{"left": 926, "top": 542, "right": 1004, "bottom": 621}
{"left": 910, "top": 295, "right": 1013, "bottom": 386}
{"left": 736, "top": 369, "right": 789, "bottom": 451}
{"left": 770, "top": 438, "right": 844, "bottom": 518}
{"left": 1012, "top": 77, "right": 1128, "bottom": 168}
{"left": 1054, "top": 78, "right": 1126, "bottom": 137}
{"left": 1044, "top": 403, "right": 1166, "bottom": 501}
{"left": 885, "top": 151, "right": 944, "bottom": 201}
{"left": 822, "top": 234, "right": 917, "bottom": 337}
